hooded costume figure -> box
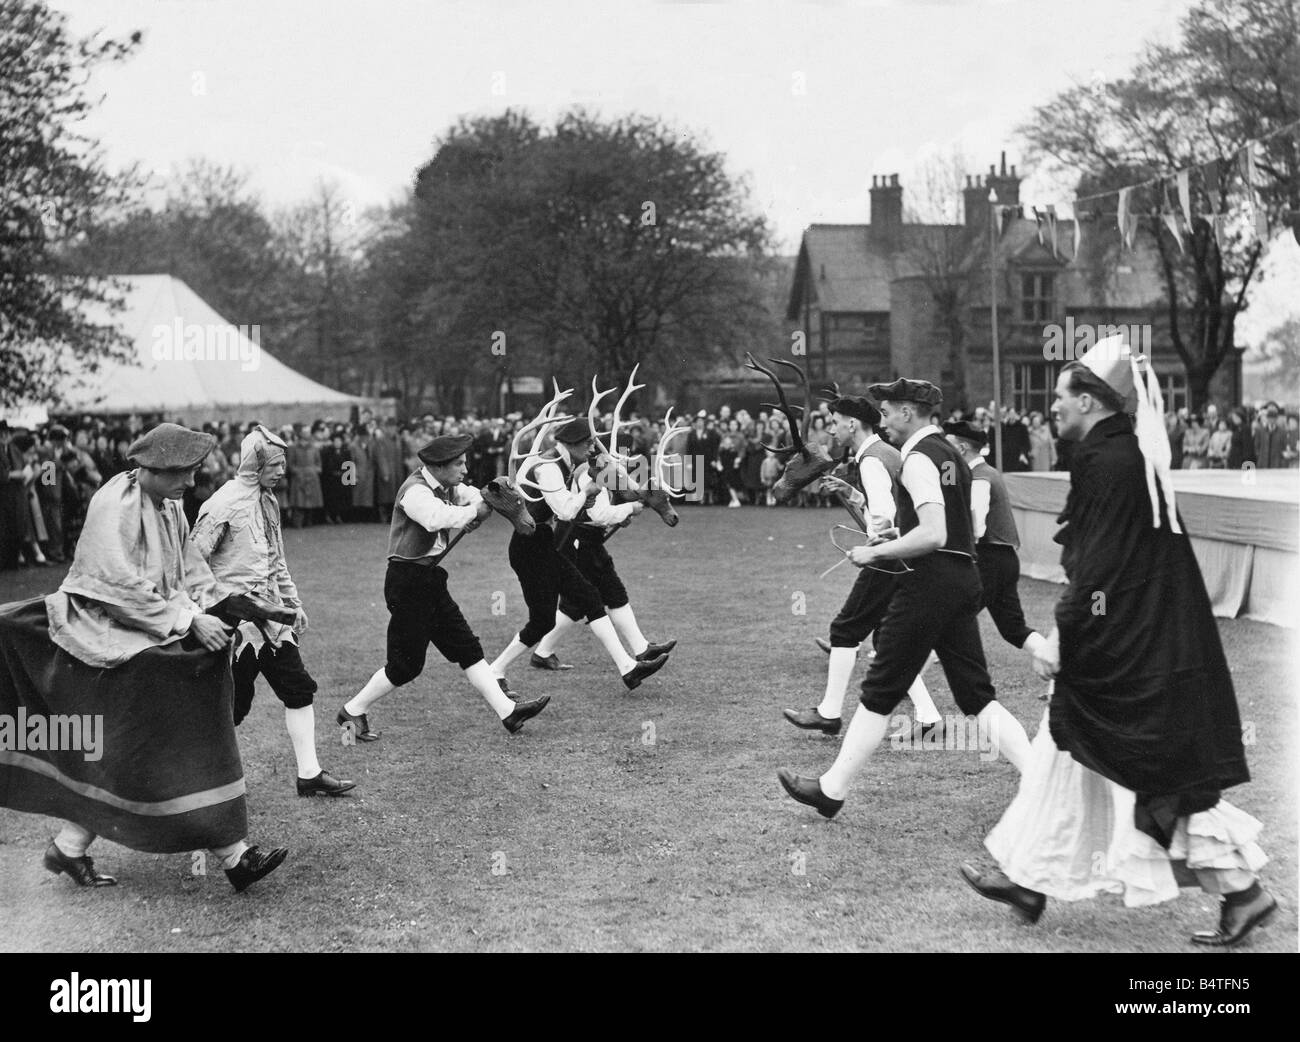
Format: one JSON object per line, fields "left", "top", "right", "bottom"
{"left": 191, "top": 425, "right": 355, "bottom": 798}
{"left": 963, "top": 336, "right": 1274, "bottom": 948}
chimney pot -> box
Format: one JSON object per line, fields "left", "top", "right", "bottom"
{"left": 1011, "top": 164, "right": 1017, "bottom": 177}
{"left": 871, "top": 174, "right": 878, "bottom": 188}
{"left": 891, "top": 173, "right": 899, "bottom": 186}
{"left": 1000, "top": 151, "right": 1007, "bottom": 176}
{"left": 989, "top": 164, "right": 996, "bottom": 177}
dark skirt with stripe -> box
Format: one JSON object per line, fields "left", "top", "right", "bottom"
{"left": 0, "top": 597, "right": 247, "bottom": 853}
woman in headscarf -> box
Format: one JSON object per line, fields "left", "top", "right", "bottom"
{"left": 191, "top": 426, "right": 355, "bottom": 798}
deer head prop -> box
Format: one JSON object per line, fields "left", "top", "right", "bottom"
{"left": 744, "top": 352, "right": 837, "bottom": 502}
{"left": 587, "top": 370, "right": 687, "bottom": 528}
{"left": 507, "top": 383, "right": 576, "bottom": 502}
{"left": 480, "top": 476, "right": 537, "bottom": 536}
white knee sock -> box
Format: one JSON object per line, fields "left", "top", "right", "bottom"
{"left": 608, "top": 604, "right": 649, "bottom": 656}
{"left": 817, "top": 647, "right": 857, "bottom": 720}
{"left": 210, "top": 840, "right": 249, "bottom": 870}
{"left": 589, "top": 615, "right": 636, "bottom": 675}
{"left": 535, "top": 613, "right": 578, "bottom": 658}
{"left": 491, "top": 635, "right": 532, "bottom": 677}
{"left": 346, "top": 667, "right": 397, "bottom": 716}
{"left": 977, "top": 702, "right": 1031, "bottom": 773}
{"left": 819, "top": 709, "right": 892, "bottom": 800}
{"left": 466, "top": 660, "right": 516, "bottom": 720}
{"left": 54, "top": 822, "right": 94, "bottom": 858}
{"left": 284, "top": 705, "right": 322, "bottom": 779}
{"left": 908, "top": 675, "right": 942, "bottom": 725}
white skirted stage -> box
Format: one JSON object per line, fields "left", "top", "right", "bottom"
{"left": 1006, "top": 470, "right": 1300, "bottom": 629}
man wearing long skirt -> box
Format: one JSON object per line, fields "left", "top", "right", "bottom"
{"left": 960, "top": 338, "right": 1275, "bottom": 947}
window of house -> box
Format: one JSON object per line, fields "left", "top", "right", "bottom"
{"left": 1013, "top": 361, "right": 1059, "bottom": 418}
{"left": 1162, "top": 370, "right": 1189, "bottom": 414}
{"left": 1021, "top": 273, "right": 1055, "bottom": 324}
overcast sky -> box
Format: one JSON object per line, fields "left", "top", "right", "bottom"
{"left": 51, "top": 0, "right": 1298, "bottom": 342}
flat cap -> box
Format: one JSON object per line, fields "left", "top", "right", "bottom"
{"left": 47, "top": 424, "right": 69, "bottom": 440}
{"left": 555, "top": 417, "right": 593, "bottom": 444}
{"left": 418, "top": 433, "right": 474, "bottom": 466}
{"left": 127, "top": 422, "right": 216, "bottom": 470}
{"left": 943, "top": 420, "right": 987, "bottom": 447}
{"left": 867, "top": 378, "right": 943, "bottom": 408}
{"left": 829, "top": 395, "right": 880, "bottom": 428}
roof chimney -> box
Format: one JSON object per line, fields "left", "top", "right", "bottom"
{"left": 869, "top": 172, "right": 904, "bottom": 250}
{"left": 987, "top": 152, "right": 1022, "bottom": 214}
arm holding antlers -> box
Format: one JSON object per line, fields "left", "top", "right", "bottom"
{"left": 847, "top": 454, "right": 945, "bottom": 566}
{"left": 534, "top": 460, "right": 592, "bottom": 521}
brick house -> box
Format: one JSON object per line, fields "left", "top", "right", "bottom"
{"left": 786, "top": 156, "right": 1244, "bottom": 416}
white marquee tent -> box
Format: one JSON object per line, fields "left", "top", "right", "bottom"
{"left": 56, "top": 275, "right": 366, "bottom": 424}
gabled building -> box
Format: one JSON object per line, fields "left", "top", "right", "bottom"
{"left": 787, "top": 155, "right": 1244, "bottom": 414}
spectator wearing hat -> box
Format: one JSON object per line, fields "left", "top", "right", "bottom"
{"left": 1027, "top": 411, "right": 1056, "bottom": 471}
{"left": 350, "top": 420, "right": 378, "bottom": 522}
{"left": 944, "top": 421, "right": 1048, "bottom": 659}
{"left": 286, "top": 428, "right": 324, "bottom": 527}
{"left": 339, "top": 433, "right": 551, "bottom": 740}
{"left": 779, "top": 378, "right": 1032, "bottom": 820}
{"left": 34, "top": 426, "right": 73, "bottom": 563}
{"left": 1253, "top": 402, "right": 1286, "bottom": 468}
{"left": 782, "top": 394, "right": 941, "bottom": 737}
{"left": 373, "top": 417, "right": 403, "bottom": 522}
{"left": 488, "top": 417, "right": 670, "bottom": 694}
{"left": 15, "top": 422, "right": 289, "bottom": 893}
{"left": 320, "top": 426, "right": 353, "bottom": 524}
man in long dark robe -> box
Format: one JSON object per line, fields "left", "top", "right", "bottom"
{"left": 961, "top": 337, "right": 1274, "bottom": 948}
{"left": 0, "top": 423, "right": 288, "bottom": 893}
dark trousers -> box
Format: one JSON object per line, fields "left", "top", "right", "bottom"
{"left": 828, "top": 567, "right": 898, "bottom": 648}
{"left": 232, "top": 641, "right": 317, "bottom": 725}
{"left": 509, "top": 525, "right": 606, "bottom": 646}
{"left": 558, "top": 535, "right": 629, "bottom": 618}
{"left": 977, "top": 543, "right": 1033, "bottom": 649}
{"left": 383, "top": 560, "right": 485, "bottom": 685}
{"left": 859, "top": 553, "right": 996, "bottom": 718}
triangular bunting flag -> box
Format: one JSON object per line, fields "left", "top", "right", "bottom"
{"left": 1163, "top": 212, "right": 1185, "bottom": 253}
{"left": 1117, "top": 187, "right": 1133, "bottom": 251}
{"left": 1032, "top": 206, "right": 1046, "bottom": 246}
{"left": 1176, "top": 170, "right": 1192, "bottom": 226}
{"left": 1045, "top": 204, "right": 1059, "bottom": 259}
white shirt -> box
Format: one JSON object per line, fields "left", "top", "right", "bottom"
{"left": 532, "top": 446, "right": 638, "bottom": 526}
{"left": 898, "top": 424, "right": 945, "bottom": 511}
{"left": 967, "top": 457, "right": 992, "bottom": 540}
{"left": 399, "top": 469, "right": 484, "bottom": 555}
{"left": 853, "top": 434, "right": 896, "bottom": 529}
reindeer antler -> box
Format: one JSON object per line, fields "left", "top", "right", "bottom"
{"left": 508, "top": 385, "right": 575, "bottom": 502}
{"left": 603, "top": 363, "right": 644, "bottom": 467}
{"left": 818, "top": 381, "right": 841, "bottom": 402}
{"left": 653, "top": 407, "right": 693, "bottom": 496}
{"left": 768, "top": 357, "right": 814, "bottom": 449}
{"left": 745, "top": 352, "right": 804, "bottom": 456}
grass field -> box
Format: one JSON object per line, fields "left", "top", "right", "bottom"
{"left": 1, "top": 505, "right": 1294, "bottom": 952}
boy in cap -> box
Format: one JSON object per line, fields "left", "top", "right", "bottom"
{"left": 778, "top": 380, "right": 1032, "bottom": 819}
{"left": 962, "top": 338, "right": 1273, "bottom": 946}
{"left": 943, "top": 420, "right": 1048, "bottom": 658}
{"left": 784, "top": 394, "right": 941, "bottom": 735}
{"left": 339, "top": 432, "right": 550, "bottom": 739}
{"left": 192, "top": 425, "right": 355, "bottom": 797}
{"left": 14, "top": 423, "right": 288, "bottom": 892}
{"left": 489, "top": 417, "right": 670, "bottom": 692}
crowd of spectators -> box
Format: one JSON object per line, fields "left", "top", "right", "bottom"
{"left": 2, "top": 396, "right": 1296, "bottom": 571}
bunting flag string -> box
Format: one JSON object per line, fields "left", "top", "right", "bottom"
{"left": 983, "top": 116, "right": 1300, "bottom": 257}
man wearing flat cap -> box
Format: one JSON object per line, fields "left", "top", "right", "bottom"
{"left": 962, "top": 337, "right": 1274, "bottom": 946}
{"left": 0, "top": 422, "right": 289, "bottom": 893}
{"left": 340, "top": 432, "right": 551, "bottom": 739}
{"left": 943, "top": 421, "right": 1047, "bottom": 659}
{"left": 779, "top": 379, "right": 1032, "bottom": 820}
{"left": 489, "top": 417, "right": 670, "bottom": 693}
{"left": 782, "top": 394, "right": 941, "bottom": 737}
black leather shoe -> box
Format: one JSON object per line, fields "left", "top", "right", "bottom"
{"left": 296, "top": 770, "right": 357, "bottom": 797}
{"left": 43, "top": 843, "right": 116, "bottom": 887}
{"left": 502, "top": 694, "right": 550, "bottom": 734}
{"left": 1191, "top": 886, "right": 1277, "bottom": 947}
{"left": 497, "top": 677, "right": 519, "bottom": 701}
{"left": 959, "top": 863, "right": 1046, "bottom": 924}
{"left": 336, "top": 706, "right": 381, "bottom": 742}
{"left": 814, "top": 637, "right": 833, "bottom": 655}
{"left": 636, "top": 639, "right": 677, "bottom": 661}
{"left": 622, "top": 653, "right": 669, "bottom": 690}
{"left": 530, "top": 653, "right": 573, "bottom": 671}
{"left": 782, "top": 707, "right": 842, "bottom": 735}
{"left": 225, "top": 845, "right": 289, "bottom": 893}
{"left": 777, "top": 769, "right": 844, "bottom": 818}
